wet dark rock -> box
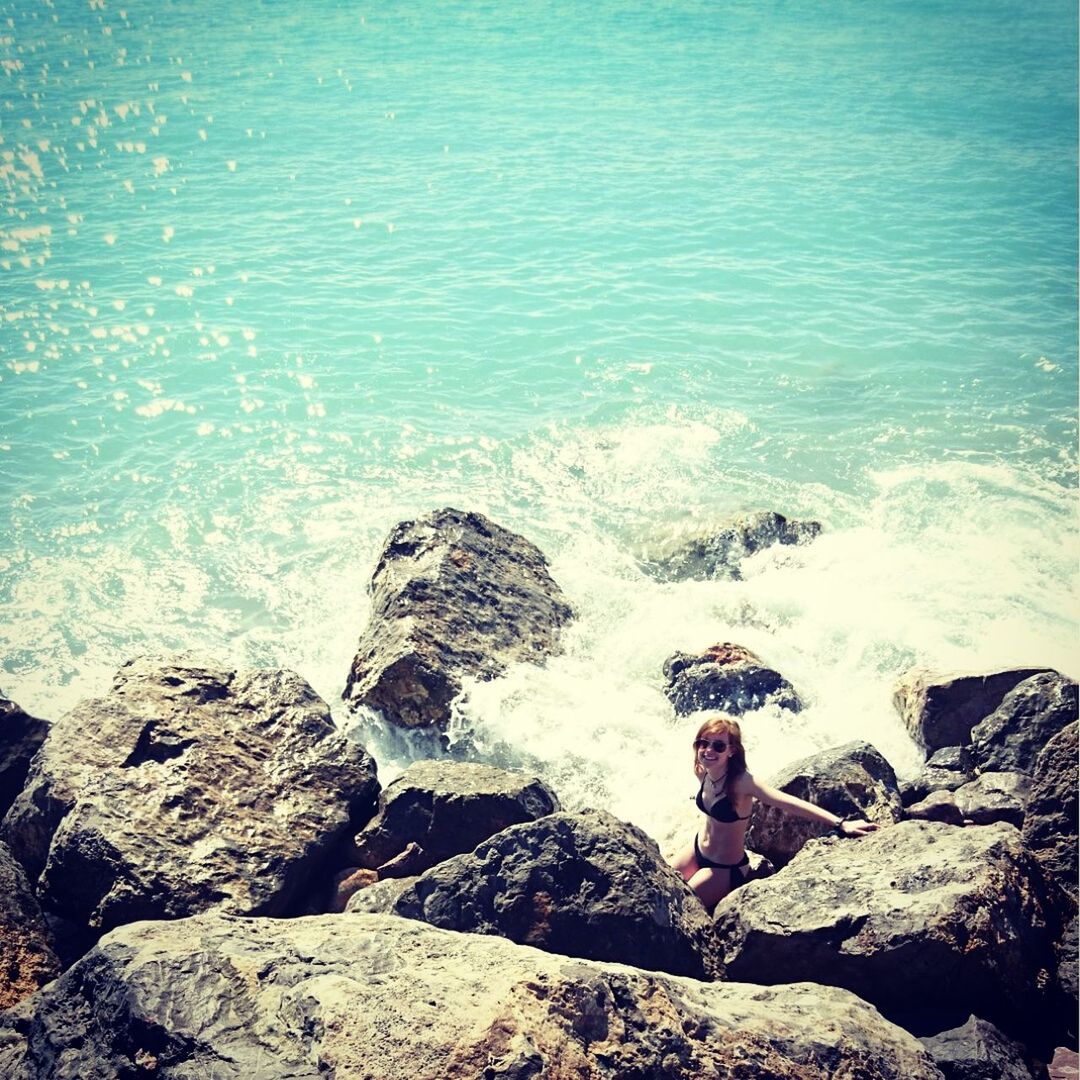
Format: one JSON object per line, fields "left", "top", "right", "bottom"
{"left": 919, "top": 1015, "right": 1034, "bottom": 1080}
{"left": 905, "top": 789, "right": 965, "bottom": 825}
{"left": 381, "top": 808, "right": 723, "bottom": 981}
{"left": 348, "top": 759, "right": 559, "bottom": 877}
{"left": 641, "top": 510, "right": 822, "bottom": 582}
{"left": 0, "top": 911, "right": 945, "bottom": 1080}
{"left": 0, "top": 841, "right": 58, "bottom": 1010}
{"left": 0, "top": 694, "right": 49, "bottom": 820}
{"left": 0, "top": 655, "right": 379, "bottom": 934}
{"left": 1022, "top": 721, "right": 1078, "bottom": 907}
{"left": 953, "top": 771, "right": 1030, "bottom": 827}
{"left": 901, "top": 745, "right": 974, "bottom": 807}
{"left": 343, "top": 508, "right": 574, "bottom": 733}
{"left": 746, "top": 741, "right": 904, "bottom": 868}
{"left": 663, "top": 642, "right": 802, "bottom": 715}
{"left": 714, "top": 821, "right": 1055, "bottom": 1038}
{"left": 969, "top": 672, "right": 1077, "bottom": 775}
{"left": 893, "top": 668, "right": 1051, "bottom": 756}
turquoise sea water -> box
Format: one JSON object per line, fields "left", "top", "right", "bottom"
{"left": 2, "top": 0, "right": 1076, "bottom": 842}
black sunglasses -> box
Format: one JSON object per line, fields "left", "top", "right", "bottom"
{"left": 694, "top": 738, "right": 728, "bottom": 753}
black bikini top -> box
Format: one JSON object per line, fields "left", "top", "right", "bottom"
{"left": 696, "top": 779, "right": 751, "bottom": 823}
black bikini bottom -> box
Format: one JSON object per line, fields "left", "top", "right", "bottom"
{"left": 694, "top": 835, "right": 749, "bottom": 887}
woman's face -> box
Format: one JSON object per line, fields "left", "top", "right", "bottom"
{"left": 694, "top": 732, "right": 731, "bottom": 768}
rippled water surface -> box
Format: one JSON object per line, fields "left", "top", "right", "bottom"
{"left": 1, "top": 0, "right": 1076, "bottom": 842}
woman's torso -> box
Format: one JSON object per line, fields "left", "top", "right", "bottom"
{"left": 696, "top": 776, "right": 752, "bottom": 862}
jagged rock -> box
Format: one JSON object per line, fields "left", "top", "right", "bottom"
{"left": 0, "top": 656, "right": 379, "bottom": 933}
{"left": 953, "top": 771, "right": 1030, "bottom": 827}
{"left": 901, "top": 746, "right": 974, "bottom": 806}
{"left": 919, "top": 1015, "right": 1034, "bottom": 1080}
{"left": 1022, "top": 721, "right": 1078, "bottom": 907}
{"left": 641, "top": 510, "right": 822, "bottom": 582}
{"left": 380, "top": 808, "right": 722, "bottom": 981}
{"left": 0, "top": 841, "right": 58, "bottom": 1010}
{"left": 746, "top": 741, "right": 904, "bottom": 868}
{"left": 348, "top": 759, "right": 559, "bottom": 877}
{"left": 893, "top": 668, "right": 1050, "bottom": 756}
{"left": 905, "top": 789, "right": 965, "bottom": 825}
{"left": 343, "top": 508, "right": 573, "bottom": 733}
{"left": 714, "top": 821, "right": 1055, "bottom": 1038}
{"left": 0, "top": 694, "right": 49, "bottom": 820}
{"left": 663, "top": 642, "right": 802, "bottom": 715}
{"left": 1053, "top": 916, "right": 1078, "bottom": 1043}
{"left": 0, "top": 911, "right": 947, "bottom": 1080}
{"left": 969, "top": 672, "right": 1077, "bottom": 775}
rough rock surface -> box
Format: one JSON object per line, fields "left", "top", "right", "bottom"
{"left": 714, "top": 821, "right": 1054, "bottom": 1037}
{"left": 901, "top": 745, "right": 974, "bottom": 806}
{"left": 919, "top": 1015, "right": 1034, "bottom": 1080}
{"left": 746, "top": 741, "right": 903, "bottom": 867}
{"left": 343, "top": 507, "right": 574, "bottom": 732}
{"left": 663, "top": 642, "right": 802, "bottom": 715}
{"left": 1054, "top": 916, "right": 1078, "bottom": 1039}
{"left": 953, "top": 771, "right": 1030, "bottom": 827}
{"left": 0, "top": 911, "right": 946, "bottom": 1080}
{"left": 0, "top": 656, "right": 379, "bottom": 933}
{"left": 641, "top": 510, "right": 822, "bottom": 582}
{"left": 1021, "top": 721, "right": 1078, "bottom": 906}
{"left": 0, "top": 841, "right": 58, "bottom": 1010}
{"left": 893, "top": 668, "right": 1050, "bottom": 756}
{"left": 0, "top": 694, "right": 49, "bottom": 820}
{"left": 349, "top": 759, "right": 559, "bottom": 877}
{"left": 905, "top": 789, "right": 965, "bottom": 825}
{"left": 381, "top": 808, "right": 723, "bottom": 981}
{"left": 969, "top": 672, "right": 1077, "bottom": 775}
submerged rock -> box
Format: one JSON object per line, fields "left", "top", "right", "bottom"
{"left": 893, "top": 667, "right": 1050, "bottom": 756}
{"left": 0, "top": 911, "right": 945, "bottom": 1080}
{"left": 380, "top": 808, "right": 723, "bottom": 981}
{"left": 348, "top": 759, "right": 559, "bottom": 877}
{"left": 919, "top": 1015, "right": 1034, "bottom": 1080}
{"left": 746, "top": 741, "right": 903, "bottom": 867}
{"left": 641, "top": 510, "right": 822, "bottom": 582}
{"left": 663, "top": 642, "right": 802, "bottom": 715}
{"left": 0, "top": 693, "right": 49, "bottom": 820}
{"left": 0, "top": 841, "right": 58, "bottom": 1010}
{"left": 714, "top": 821, "right": 1055, "bottom": 1038}
{"left": 343, "top": 507, "right": 574, "bottom": 733}
{"left": 0, "top": 655, "right": 379, "bottom": 933}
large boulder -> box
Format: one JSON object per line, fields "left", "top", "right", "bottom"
{"left": 378, "top": 808, "right": 722, "bottom": 981}
{"left": 0, "top": 911, "right": 946, "bottom": 1080}
{"left": 348, "top": 759, "right": 559, "bottom": 876}
{"left": 714, "top": 821, "right": 1055, "bottom": 1038}
{"left": 952, "top": 771, "right": 1030, "bottom": 827}
{"left": 969, "top": 672, "right": 1077, "bottom": 775}
{"left": 1022, "top": 721, "right": 1078, "bottom": 906}
{"left": 893, "top": 668, "right": 1050, "bottom": 756}
{"left": 343, "top": 508, "right": 573, "bottom": 733}
{"left": 663, "top": 642, "right": 802, "bottom": 715}
{"left": 919, "top": 1015, "right": 1034, "bottom": 1080}
{"left": 641, "top": 510, "right": 822, "bottom": 582}
{"left": 0, "top": 694, "right": 49, "bottom": 819}
{"left": 0, "top": 841, "right": 58, "bottom": 1010}
{"left": 0, "top": 656, "right": 379, "bottom": 933}
{"left": 746, "top": 741, "right": 904, "bottom": 867}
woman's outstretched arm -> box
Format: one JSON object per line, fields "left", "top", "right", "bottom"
{"left": 741, "top": 772, "right": 881, "bottom": 836}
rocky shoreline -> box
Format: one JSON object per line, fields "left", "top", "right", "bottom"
{"left": 0, "top": 507, "right": 1076, "bottom": 1079}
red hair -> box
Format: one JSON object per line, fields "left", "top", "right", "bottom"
{"left": 692, "top": 713, "right": 747, "bottom": 782}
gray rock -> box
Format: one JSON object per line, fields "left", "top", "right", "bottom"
{"left": 970, "top": 672, "right": 1077, "bottom": 775}
{"left": 1053, "top": 916, "right": 1077, "bottom": 1043}
{"left": 0, "top": 841, "right": 58, "bottom": 1010}
{"left": 385, "top": 808, "right": 723, "bottom": 981}
{"left": 641, "top": 510, "right": 822, "bottom": 582}
{"left": 714, "top": 821, "right": 1055, "bottom": 1036}
{"left": 349, "top": 759, "right": 559, "bottom": 876}
{"left": 953, "top": 771, "right": 1031, "bottom": 827}
{"left": 343, "top": 508, "right": 573, "bottom": 733}
{"left": 0, "top": 656, "right": 379, "bottom": 933}
{"left": 1022, "top": 721, "right": 1078, "bottom": 908}
{"left": 0, "top": 695, "right": 49, "bottom": 821}
{"left": 663, "top": 642, "right": 802, "bottom": 715}
{"left": 893, "top": 668, "right": 1050, "bottom": 756}
{"left": 0, "top": 911, "right": 946, "bottom": 1080}
{"left": 746, "top": 741, "right": 904, "bottom": 868}
{"left": 345, "top": 873, "right": 418, "bottom": 914}
{"left": 901, "top": 745, "right": 974, "bottom": 806}
{"left": 920, "top": 1015, "right": 1033, "bottom": 1080}
{"left": 905, "top": 789, "right": 965, "bottom": 826}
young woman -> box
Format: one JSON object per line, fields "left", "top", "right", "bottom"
{"left": 669, "top": 713, "right": 880, "bottom": 912}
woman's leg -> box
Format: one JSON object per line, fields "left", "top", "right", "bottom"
{"left": 667, "top": 839, "right": 700, "bottom": 881}
{"left": 687, "top": 866, "right": 734, "bottom": 913}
